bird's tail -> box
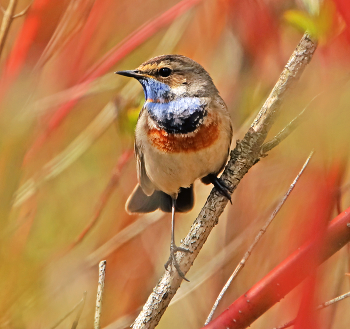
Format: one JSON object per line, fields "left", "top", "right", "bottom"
{"left": 126, "top": 184, "right": 194, "bottom": 213}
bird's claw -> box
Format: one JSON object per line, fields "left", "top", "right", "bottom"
{"left": 165, "top": 243, "right": 192, "bottom": 282}
{"left": 212, "top": 176, "right": 232, "bottom": 204}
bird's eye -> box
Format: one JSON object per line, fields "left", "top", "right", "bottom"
{"left": 159, "top": 67, "right": 172, "bottom": 77}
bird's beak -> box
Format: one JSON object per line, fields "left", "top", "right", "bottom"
{"left": 115, "top": 70, "right": 144, "bottom": 79}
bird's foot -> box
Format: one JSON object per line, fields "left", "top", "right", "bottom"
{"left": 165, "top": 243, "right": 192, "bottom": 282}
{"left": 210, "top": 175, "right": 232, "bottom": 204}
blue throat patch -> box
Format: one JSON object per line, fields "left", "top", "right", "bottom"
{"left": 139, "top": 78, "right": 207, "bottom": 134}
{"left": 139, "top": 77, "right": 172, "bottom": 102}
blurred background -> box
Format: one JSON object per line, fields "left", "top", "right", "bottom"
{"left": 0, "top": 0, "right": 350, "bottom": 328}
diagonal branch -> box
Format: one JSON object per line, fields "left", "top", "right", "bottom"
{"left": 275, "top": 290, "right": 350, "bottom": 329}
{"left": 131, "top": 32, "right": 317, "bottom": 329}
{"left": 261, "top": 106, "right": 306, "bottom": 154}
{"left": 261, "top": 93, "right": 321, "bottom": 154}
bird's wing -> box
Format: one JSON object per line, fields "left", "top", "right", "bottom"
{"left": 135, "top": 143, "right": 154, "bottom": 196}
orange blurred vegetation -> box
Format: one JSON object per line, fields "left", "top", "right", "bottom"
{"left": 0, "top": 0, "right": 350, "bottom": 328}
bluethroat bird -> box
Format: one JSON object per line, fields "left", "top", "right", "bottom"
{"left": 116, "top": 55, "right": 232, "bottom": 281}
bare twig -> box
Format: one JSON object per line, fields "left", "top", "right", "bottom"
{"left": 50, "top": 292, "right": 87, "bottom": 329}
{"left": 317, "top": 291, "right": 350, "bottom": 309}
{"left": 131, "top": 32, "right": 317, "bottom": 329}
{"left": 94, "top": 260, "right": 106, "bottom": 329}
{"left": 205, "top": 151, "right": 314, "bottom": 325}
{"left": 323, "top": 262, "right": 346, "bottom": 329}
{"left": 274, "top": 291, "right": 350, "bottom": 329}
{"left": 261, "top": 93, "right": 321, "bottom": 154}
{"left": 12, "top": 3, "right": 31, "bottom": 18}
{"left": 71, "top": 291, "right": 87, "bottom": 329}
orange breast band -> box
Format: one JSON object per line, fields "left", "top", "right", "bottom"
{"left": 147, "top": 121, "right": 219, "bottom": 153}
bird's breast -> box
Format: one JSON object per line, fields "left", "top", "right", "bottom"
{"left": 146, "top": 111, "right": 219, "bottom": 153}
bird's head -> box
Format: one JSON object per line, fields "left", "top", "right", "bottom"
{"left": 116, "top": 55, "right": 219, "bottom": 103}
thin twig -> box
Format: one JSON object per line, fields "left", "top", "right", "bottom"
{"left": 0, "top": 0, "right": 18, "bottom": 58}
{"left": 50, "top": 292, "right": 87, "bottom": 329}
{"left": 323, "top": 261, "right": 346, "bottom": 329}
{"left": 71, "top": 291, "right": 87, "bottom": 329}
{"left": 205, "top": 151, "right": 314, "bottom": 325}
{"left": 317, "top": 291, "right": 350, "bottom": 309}
{"left": 94, "top": 260, "right": 106, "bottom": 329}
{"left": 131, "top": 32, "right": 317, "bottom": 329}
{"left": 12, "top": 3, "right": 31, "bottom": 18}
{"left": 261, "top": 93, "right": 321, "bottom": 154}
{"left": 274, "top": 291, "right": 350, "bottom": 329}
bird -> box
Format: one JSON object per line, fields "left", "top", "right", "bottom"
{"left": 116, "top": 54, "right": 232, "bottom": 281}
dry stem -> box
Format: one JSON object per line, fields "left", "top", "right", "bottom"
{"left": 274, "top": 291, "right": 350, "bottom": 329}
{"left": 94, "top": 260, "right": 107, "bottom": 329}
